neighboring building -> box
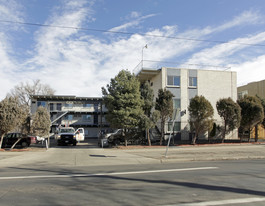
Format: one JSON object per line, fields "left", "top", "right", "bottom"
{"left": 136, "top": 67, "right": 237, "bottom": 140}
{"left": 238, "top": 79, "right": 265, "bottom": 99}
{"left": 30, "top": 95, "right": 109, "bottom": 138}
{"left": 237, "top": 79, "right": 265, "bottom": 139}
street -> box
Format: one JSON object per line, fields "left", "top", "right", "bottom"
{"left": 1, "top": 159, "right": 265, "bottom": 205}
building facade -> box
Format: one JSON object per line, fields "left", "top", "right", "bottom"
{"left": 30, "top": 95, "right": 109, "bottom": 138}
{"left": 136, "top": 67, "right": 237, "bottom": 140}
{"left": 238, "top": 79, "right": 265, "bottom": 99}
{"left": 237, "top": 79, "right": 265, "bottom": 139}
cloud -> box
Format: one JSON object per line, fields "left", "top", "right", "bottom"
{"left": 233, "top": 55, "right": 265, "bottom": 86}
{"left": 183, "top": 32, "right": 265, "bottom": 67}
{"left": 0, "top": 4, "right": 264, "bottom": 101}
{"left": 110, "top": 13, "right": 157, "bottom": 32}
{"left": 0, "top": 0, "right": 25, "bottom": 99}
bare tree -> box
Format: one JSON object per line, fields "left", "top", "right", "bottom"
{"left": 9, "top": 79, "right": 55, "bottom": 110}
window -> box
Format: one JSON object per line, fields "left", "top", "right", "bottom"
{"left": 168, "top": 122, "right": 181, "bottom": 132}
{"left": 65, "top": 103, "right": 73, "bottom": 108}
{"left": 189, "top": 77, "right": 197, "bottom": 87}
{"left": 57, "top": 103, "right": 62, "bottom": 111}
{"left": 238, "top": 90, "right": 248, "bottom": 99}
{"left": 82, "top": 115, "right": 92, "bottom": 122}
{"left": 173, "top": 99, "right": 181, "bottom": 109}
{"left": 167, "top": 75, "right": 180, "bottom": 87}
{"left": 50, "top": 103, "right": 54, "bottom": 111}
{"left": 37, "top": 101, "right": 46, "bottom": 107}
{"left": 66, "top": 115, "right": 73, "bottom": 120}
{"left": 83, "top": 103, "right": 92, "bottom": 108}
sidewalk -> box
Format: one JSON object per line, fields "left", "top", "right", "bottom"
{"left": 1, "top": 143, "right": 265, "bottom": 168}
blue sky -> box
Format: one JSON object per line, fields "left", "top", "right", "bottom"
{"left": 1, "top": 0, "right": 265, "bottom": 100}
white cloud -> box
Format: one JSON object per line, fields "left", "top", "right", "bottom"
{"left": 0, "top": 4, "right": 264, "bottom": 101}
{"left": 233, "top": 55, "right": 265, "bottom": 86}
{"left": 183, "top": 32, "right": 265, "bottom": 66}
{"left": 110, "top": 13, "right": 157, "bottom": 32}
{"left": 0, "top": 0, "right": 24, "bottom": 99}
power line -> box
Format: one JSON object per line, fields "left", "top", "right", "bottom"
{"left": 1, "top": 19, "right": 265, "bottom": 47}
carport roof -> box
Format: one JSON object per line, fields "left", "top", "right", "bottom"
{"left": 31, "top": 95, "right": 102, "bottom": 101}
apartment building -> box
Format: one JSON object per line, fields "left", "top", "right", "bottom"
{"left": 237, "top": 79, "right": 265, "bottom": 139}
{"left": 136, "top": 67, "right": 237, "bottom": 140}
{"left": 30, "top": 95, "right": 108, "bottom": 138}
{"left": 238, "top": 79, "right": 265, "bottom": 99}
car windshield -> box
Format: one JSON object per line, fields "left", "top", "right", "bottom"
{"left": 60, "top": 128, "right": 75, "bottom": 133}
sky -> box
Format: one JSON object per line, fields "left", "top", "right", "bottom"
{"left": 1, "top": 0, "right": 265, "bottom": 100}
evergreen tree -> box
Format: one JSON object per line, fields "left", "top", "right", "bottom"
{"left": 155, "top": 89, "right": 174, "bottom": 145}
{"left": 188, "top": 95, "right": 214, "bottom": 144}
{"left": 140, "top": 82, "right": 160, "bottom": 146}
{"left": 237, "top": 95, "right": 264, "bottom": 142}
{"left": 0, "top": 97, "right": 23, "bottom": 149}
{"left": 102, "top": 70, "right": 144, "bottom": 146}
{"left": 216, "top": 97, "right": 241, "bottom": 143}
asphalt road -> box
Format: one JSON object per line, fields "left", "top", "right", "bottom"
{"left": 1, "top": 159, "right": 265, "bottom": 206}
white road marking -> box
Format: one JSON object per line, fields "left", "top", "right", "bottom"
{"left": 168, "top": 197, "right": 265, "bottom": 206}
{"left": 0, "top": 166, "right": 218, "bottom": 180}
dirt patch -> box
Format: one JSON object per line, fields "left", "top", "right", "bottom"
{"left": 115, "top": 142, "right": 265, "bottom": 150}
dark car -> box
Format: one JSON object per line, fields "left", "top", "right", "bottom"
{"left": 2, "top": 133, "right": 31, "bottom": 148}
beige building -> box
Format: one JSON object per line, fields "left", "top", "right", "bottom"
{"left": 238, "top": 79, "right": 265, "bottom": 99}
{"left": 237, "top": 79, "right": 265, "bottom": 139}
{"left": 136, "top": 67, "right": 238, "bottom": 141}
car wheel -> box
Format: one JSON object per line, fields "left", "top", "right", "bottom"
{"left": 21, "top": 141, "right": 28, "bottom": 148}
{"left": 73, "top": 142, "right": 77, "bottom": 146}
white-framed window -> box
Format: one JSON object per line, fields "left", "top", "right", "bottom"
{"left": 167, "top": 122, "right": 181, "bottom": 132}
{"left": 82, "top": 115, "right": 92, "bottom": 122}
{"left": 189, "top": 77, "right": 197, "bottom": 87}
{"left": 238, "top": 90, "right": 248, "bottom": 99}
{"left": 167, "top": 75, "right": 180, "bottom": 87}
{"left": 37, "top": 101, "right": 46, "bottom": 107}
{"left": 173, "top": 99, "right": 181, "bottom": 110}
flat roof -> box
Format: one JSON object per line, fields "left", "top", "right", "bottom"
{"left": 136, "top": 67, "right": 161, "bottom": 82}
{"left": 31, "top": 95, "right": 102, "bottom": 101}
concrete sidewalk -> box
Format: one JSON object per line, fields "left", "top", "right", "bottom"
{"left": 1, "top": 143, "right": 265, "bottom": 168}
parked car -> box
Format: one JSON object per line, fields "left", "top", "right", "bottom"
{"left": 97, "top": 129, "right": 110, "bottom": 147}
{"left": 28, "top": 135, "right": 37, "bottom": 144}
{"left": 35, "top": 136, "right": 45, "bottom": 144}
{"left": 56, "top": 127, "right": 76, "bottom": 146}
{"left": 2, "top": 133, "right": 31, "bottom": 148}
{"left": 97, "top": 129, "right": 124, "bottom": 147}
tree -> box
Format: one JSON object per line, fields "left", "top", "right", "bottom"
{"left": 9, "top": 79, "right": 55, "bottom": 135}
{"left": 31, "top": 106, "right": 51, "bottom": 144}
{"left": 140, "top": 82, "right": 160, "bottom": 146}
{"left": 0, "top": 97, "right": 23, "bottom": 149}
{"left": 102, "top": 70, "right": 144, "bottom": 146}
{"left": 9, "top": 79, "right": 55, "bottom": 111}
{"left": 155, "top": 88, "right": 174, "bottom": 145}
{"left": 216, "top": 97, "right": 241, "bottom": 143}
{"left": 188, "top": 95, "right": 214, "bottom": 145}
{"left": 237, "top": 95, "right": 264, "bottom": 142}
{"left": 260, "top": 98, "right": 265, "bottom": 129}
